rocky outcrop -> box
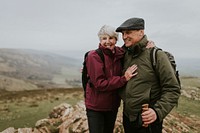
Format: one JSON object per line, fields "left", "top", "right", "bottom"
{"left": 181, "top": 87, "right": 200, "bottom": 101}
{"left": 1, "top": 101, "right": 199, "bottom": 133}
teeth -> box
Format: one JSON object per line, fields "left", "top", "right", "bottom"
{"left": 106, "top": 45, "right": 111, "bottom": 48}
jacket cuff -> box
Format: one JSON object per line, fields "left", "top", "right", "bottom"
{"left": 151, "top": 107, "right": 161, "bottom": 123}
{"left": 120, "top": 75, "right": 128, "bottom": 85}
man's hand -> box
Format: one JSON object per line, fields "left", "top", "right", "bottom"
{"left": 141, "top": 108, "right": 157, "bottom": 125}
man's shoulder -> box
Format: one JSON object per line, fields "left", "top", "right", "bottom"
{"left": 156, "top": 49, "right": 169, "bottom": 59}
{"left": 148, "top": 48, "right": 168, "bottom": 58}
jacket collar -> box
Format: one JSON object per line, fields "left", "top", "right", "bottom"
{"left": 123, "top": 35, "right": 148, "bottom": 58}
{"left": 98, "top": 44, "right": 125, "bottom": 59}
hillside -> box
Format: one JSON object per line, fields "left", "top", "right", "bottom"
{"left": 0, "top": 49, "right": 81, "bottom": 91}
{"left": 0, "top": 85, "right": 200, "bottom": 133}
{"left": 0, "top": 49, "right": 200, "bottom": 132}
{"left": 51, "top": 50, "right": 200, "bottom": 77}
{"left": 1, "top": 48, "right": 199, "bottom": 92}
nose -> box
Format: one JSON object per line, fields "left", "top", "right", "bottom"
{"left": 106, "top": 38, "right": 110, "bottom": 43}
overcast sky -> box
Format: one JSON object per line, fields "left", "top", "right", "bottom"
{"left": 0, "top": 0, "right": 200, "bottom": 58}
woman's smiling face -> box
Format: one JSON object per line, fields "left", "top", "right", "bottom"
{"left": 100, "top": 35, "right": 117, "bottom": 50}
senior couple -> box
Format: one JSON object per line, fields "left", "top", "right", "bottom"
{"left": 84, "top": 17, "right": 180, "bottom": 133}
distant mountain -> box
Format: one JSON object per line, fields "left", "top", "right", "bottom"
{"left": 1, "top": 48, "right": 198, "bottom": 91}
{"left": 0, "top": 48, "right": 81, "bottom": 91}
{"left": 48, "top": 49, "right": 86, "bottom": 62}
{"left": 50, "top": 50, "right": 200, "bottom": 78}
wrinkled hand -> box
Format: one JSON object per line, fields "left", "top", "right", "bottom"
{"left": 146, "top": 40, "right": 155, "bottom": 48}
{"left": 124, "top": 64, "right": 138, "bottom": 81}
{"left": 141, "top": 108, "right": 157, "bottom": 125}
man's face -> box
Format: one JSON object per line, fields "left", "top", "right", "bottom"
{"left": 121, "top": 30, "right": 143, "bottom": 47}
{"left": 100, "top": 35, "right": 117, "bottom": 50}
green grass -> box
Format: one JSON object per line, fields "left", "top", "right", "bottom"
{"left": 180, "top": 77, "right": 200, "bottom": 88}
{"left": 174, "top": 96, "right": 200, "bottom": 117}
{"left": 1, "top": 77, "right": 200, "bottom": 132}
{"left": 0, "top": 88, "right": 84, "bottom": 131}
{"left": 1, "top": 101, "right": 50, "bottom": 129}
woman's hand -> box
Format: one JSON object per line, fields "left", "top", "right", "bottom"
{"left": 124, "top": 64, "right": 138, "bottom": 81}
{"left": 146, "top": 40, "right": 155, "bottom": 48}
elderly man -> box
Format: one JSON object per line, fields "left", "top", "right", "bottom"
{"left": 116, "top": 18, "right": 180, "bottom": 133}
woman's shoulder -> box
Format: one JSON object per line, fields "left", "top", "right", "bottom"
{"left": 87, "top": 49, "right": 104, "bottom": 63}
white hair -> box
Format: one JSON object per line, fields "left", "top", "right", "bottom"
{"left": 97, "top": 25, "right": 118, "bottom": 41}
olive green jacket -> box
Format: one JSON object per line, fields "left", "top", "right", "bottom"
{"left": 120, "top": 35, "right": 180, "bottom": 122}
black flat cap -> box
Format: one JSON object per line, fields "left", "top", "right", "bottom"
{"left": 116, "top": 18, "right": 145, "bottom": 32}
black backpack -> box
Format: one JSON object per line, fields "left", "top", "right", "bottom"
{"left": 82, "top": 48, "right": 104, "bottom": 97}
{"left": 150, "top": 47, "right": 181, "bottom": 88}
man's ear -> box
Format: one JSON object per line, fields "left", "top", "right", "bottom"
{"left": 140, "top": 30, "right": 144, "bottom": 35}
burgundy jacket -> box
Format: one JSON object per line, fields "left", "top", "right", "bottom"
{"left": 85, "top": 45, "right": 127, "bottom": 111}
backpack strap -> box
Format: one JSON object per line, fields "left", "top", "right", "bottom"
{"left": 84, "top": 48, "right": 104, "bottom": 69}
{"left": 95, "top": 48, "right": 105, "bottom": 63}
{"left": 87, "top": 48, "right": 105, "bottom": 88}
{"left": 82, "top": 48, "right": 105, "bottom": 97}
{"left": 150, "top": 47, "right": 162, "bottom": 71}
{"left": 150, "top": 47, "right": 164, "bottom": 90}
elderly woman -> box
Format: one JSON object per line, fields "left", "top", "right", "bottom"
{"left": 84, "top": 25, "right": 137, "bottom": 133}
